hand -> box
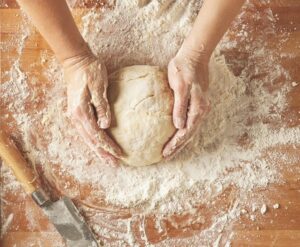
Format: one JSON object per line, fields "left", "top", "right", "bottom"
{"left": 63, "top": 50, "right": 122, "bottom": 165}
{"left": 163, "top": 47, "right": 210, "bottom": 158}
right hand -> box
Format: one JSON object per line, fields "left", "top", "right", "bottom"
{"left": 163, "top": 46, "right": 210, "bottom": 159}
{"left": 62, "top": 51, "right": 122, "bottom": 165}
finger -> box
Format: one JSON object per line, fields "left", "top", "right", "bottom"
{"left": 87, "top": 61, "right": 111, "bottom": 129}
{"left": 93, "top": 95, "right": 111, "bottom": 130}
{"left": 163, "top": 128, "right": 188, "bottom": 158}
{"left": 72, "top": 117, "right": 118, "bottom": 166}
{"left": 77, "top": 101, "right": 123, "bottom": 158}
{"left": 171, "top": 79, "right": 190, "bottom": 129}
{"left": 69, "top": 81, "right": 122, "bottom": 159}
{"left": 164, "top": 141, "right": 188, "bottom": 162}
{"left": 163, "top": 85, "right": 207, "bottom": 157}
{"left": 186, "top": 84, "right": 208, "bottom": 128}
{"left": 163, "top": 108, "right": 198, "bottom": 158}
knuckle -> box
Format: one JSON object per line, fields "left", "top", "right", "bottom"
{"left": 94, "top": 101, "right": 108, "bottom": 118}
{"left": 94, "top": 99, "right": 106, "bottom": 110}
{"left": 92, "top": 94, "right": 107, "bottom": 107}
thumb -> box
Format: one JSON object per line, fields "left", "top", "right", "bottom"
{"left": 92, "top": 93, "right": 111, "bottom": 129}
{"left": 172, "top": 82, "right": 190, "bottom": 129}
{"left": 87, "top": 61, "right": 111, "bottom": 129}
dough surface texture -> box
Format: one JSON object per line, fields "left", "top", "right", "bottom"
{"left": 108, "top": 65, "right": 176, "bottom": 167}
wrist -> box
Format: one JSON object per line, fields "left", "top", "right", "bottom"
{"left": 176, "top": 41, "right": 210, "bottom": 67}
{"left": 57, "top": 42, "right": 96, "bottom": 68}
{"left": 60, "top": 42, "right": 96, "bottom": 69}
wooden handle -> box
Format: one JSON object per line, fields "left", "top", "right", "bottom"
{"left": 0, "top": 129, "right": 39, "bottom": 194}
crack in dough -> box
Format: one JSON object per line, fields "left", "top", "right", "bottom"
{"left": 108, "top": 65, "right": 176, "bottom": 166}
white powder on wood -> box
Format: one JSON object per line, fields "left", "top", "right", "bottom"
{"left": 260, "top": 204, "right": 267, "bottom": 215}
{"left": 1, "top": 213, "right": 14, "bottom": 238}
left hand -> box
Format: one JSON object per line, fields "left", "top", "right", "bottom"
{"left": 163, "top": 47, "right": 211, "bottom": 158}
{"left": 63, "top": 52, "right": 122, "bottom": 165}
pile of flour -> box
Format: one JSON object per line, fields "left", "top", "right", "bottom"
{"left": 1, "top": 0, "right": 299, "bottom": 246}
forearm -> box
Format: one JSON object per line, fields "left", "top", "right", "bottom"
{"left": 17, "top": 0, "right": 89, "bottom": 63}
{"left": 181, "top": 0, "right": 245, "bottom": 60}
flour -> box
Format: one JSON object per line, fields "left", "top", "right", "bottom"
{"left": 1, "top": 0, "right": 299, "bottom": 246}
{"left": 260, "top": 204, "right": 267, "bottom": 215}
{"left": 0, "top": 213, "right": 14, "bottom": 238}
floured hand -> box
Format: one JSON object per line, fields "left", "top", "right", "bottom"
{"left": 163, "top": 46, "right": 210, "bottom": 158}
{"left": 63, "top": 51, "right": 122, "bottom": 165}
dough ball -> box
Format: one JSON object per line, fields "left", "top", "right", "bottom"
{"left": 107, "top": 65, "right": 176, "bottom": 167}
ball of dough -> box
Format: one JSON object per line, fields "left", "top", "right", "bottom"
{"left": 107, "top": 65, "right": 176, "bottom": 167}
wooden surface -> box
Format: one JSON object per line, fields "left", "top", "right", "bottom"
{"left": 1, "top": 1, "right": 300, "bottom": 246}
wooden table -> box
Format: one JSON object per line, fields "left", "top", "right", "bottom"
{"left": 1, "top": 1, "right": 300, "bottom": 246}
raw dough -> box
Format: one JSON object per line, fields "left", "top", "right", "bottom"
{"left": 108, "top": 65, "right": 176, "bottom": 167}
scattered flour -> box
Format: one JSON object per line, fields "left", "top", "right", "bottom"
{"left": 260, "top": 204, "right": 267, "bottom": 215}
{"left": 1, "top": 0, "right": 299, "bottom": 246}
{"left": 251, "top": 204, "right": 258, "bottom": 212}
{"left": 1, "top": 213, "right": 14, "bottom": 238}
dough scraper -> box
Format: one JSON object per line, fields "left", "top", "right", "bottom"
{"left": 0, "top": 129, "right": 98, "bottom": 247}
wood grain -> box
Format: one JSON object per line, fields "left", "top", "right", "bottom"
{"left": 1, "top": 1, "right": 300, "bottom": 246}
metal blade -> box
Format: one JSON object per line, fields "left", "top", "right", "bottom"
{"left": 42, "top": 196, "right": 98, "bottom": 247}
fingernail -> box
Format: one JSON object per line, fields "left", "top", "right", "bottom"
{"left": 99, "top": 118, "right": 110, "bottom": 129}
{"left": 174, "top": 118, "right": 184, "bottom": 129}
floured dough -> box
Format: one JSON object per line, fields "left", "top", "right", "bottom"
{"left": 108, "top": 65, "right": 176, "bottom": 167}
